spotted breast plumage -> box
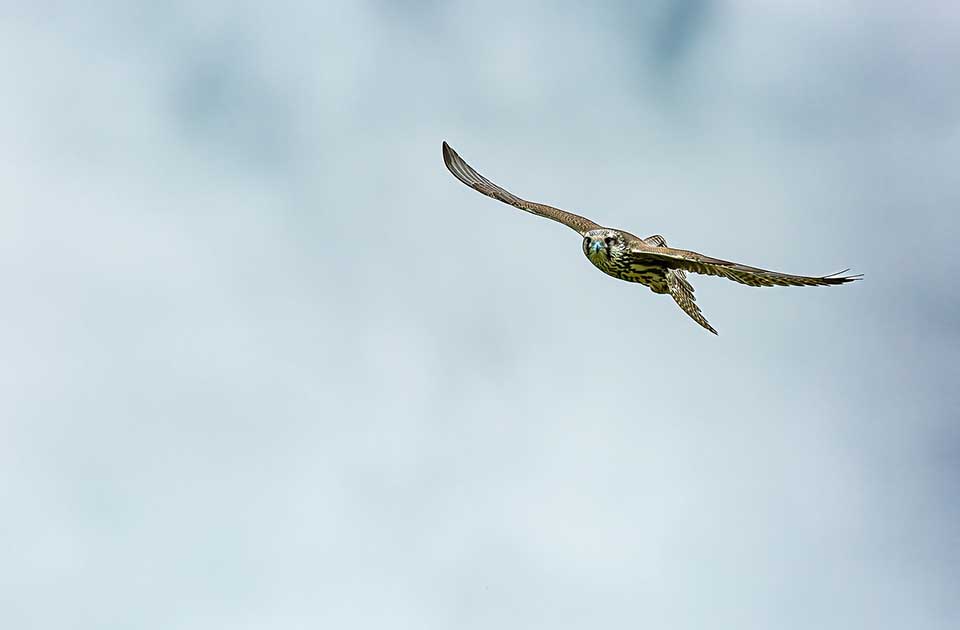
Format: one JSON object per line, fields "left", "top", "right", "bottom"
{"left": 441, "top": 141, "right": 860, "bottom": 334}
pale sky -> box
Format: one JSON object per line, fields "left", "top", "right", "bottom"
{"left": 2, "top": 2, "right": 958, "bottom": 628}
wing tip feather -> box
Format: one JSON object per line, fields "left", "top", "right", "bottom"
{"left": 822, "top": 269, "right": 863, "bottom": 285}
{"left": 441, "top": 140, "right": 456, "bottom": 170}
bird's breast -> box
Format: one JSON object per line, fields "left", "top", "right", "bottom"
{"left": 585, "top": 252, "right": 667, "bottom": 292}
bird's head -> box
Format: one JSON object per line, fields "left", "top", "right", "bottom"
{"left": 583, "top": 229, "right": 625, "bottom": 262}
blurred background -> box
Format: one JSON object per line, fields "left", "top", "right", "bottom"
{"left": 2, "top": 1, "right": 958, "bottom": 628}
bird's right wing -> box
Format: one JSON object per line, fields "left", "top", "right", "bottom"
{"left": 442, "top": 142, "right": 601, "bottom": 236}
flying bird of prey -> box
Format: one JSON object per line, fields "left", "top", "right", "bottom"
{"left": 442, "top": 141, "right": 860, "bottom": 334}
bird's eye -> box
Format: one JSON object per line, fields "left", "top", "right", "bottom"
{"left": 604, "top": 236, "right": 616, "bottom": 246}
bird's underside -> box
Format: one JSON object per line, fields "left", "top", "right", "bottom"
{"left": 441, "top": 141, "right": 860, "bottom": 334}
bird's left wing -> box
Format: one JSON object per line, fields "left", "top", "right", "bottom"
{"left": 442, "top": 142, "right": 601, "bottom": 236}
{"left": 625, "top": 244, "right": 862, "bottom": 288}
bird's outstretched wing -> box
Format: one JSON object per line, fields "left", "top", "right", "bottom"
{"left": 442, "top": 141, "right": 601, "bottom": 236}
{"left": 626, "top": 244, "right": 862, "bottom": 288}
{"left": 644, "top": 235, "right": 717, "bottom": 334}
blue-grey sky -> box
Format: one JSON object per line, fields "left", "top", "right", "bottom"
{"left": 2, "top": 2, "right": 958, "bottom": 628}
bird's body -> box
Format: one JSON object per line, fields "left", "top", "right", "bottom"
{"left": 441, "top": 141, "right": 860, "bottom": 334}
{"left": 584, "top": 229, "right": 669, "bottom": 292}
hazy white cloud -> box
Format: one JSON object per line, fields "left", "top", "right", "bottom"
{"left": 1, "top": 1, "right": 957, "bottom": 628}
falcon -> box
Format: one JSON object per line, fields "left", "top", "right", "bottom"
{"left": 442, "top": 141, "right": 860, "bottom": 334}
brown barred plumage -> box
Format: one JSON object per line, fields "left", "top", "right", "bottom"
{"left": 442, "top": 141, "right": 861, "bottom": 334}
